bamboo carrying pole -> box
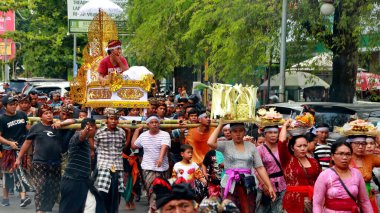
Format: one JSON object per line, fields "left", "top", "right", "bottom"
{"left": 27, "top": 117, "right": 256, "bottom": 129}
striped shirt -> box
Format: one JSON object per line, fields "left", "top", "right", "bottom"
{"left": 134, "top": 130, "right": 171, "bottom": 171}
{"left": 313, "top": 142, "right": 332, "bottom": 171}
{"left": 63, "top": 132, "right": 91, "bottom": 180}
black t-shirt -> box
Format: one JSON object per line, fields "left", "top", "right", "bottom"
{"left": 63, "top": 132, "right": 91, "bottom": 180}
{"left": 27, "top": 123, "right": 63, "bottom": 164}
{"left": 0, "top": 111, "right": 28, "bottom": 150}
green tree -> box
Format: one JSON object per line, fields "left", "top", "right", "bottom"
{"left": 289, "top": 0, "right": 380, "bottom": 103}
{"left": 1, "top": 0, "right": 87, "bottom": 79}
{"left": 127, "top": 0, "right": 282, "bottom": 84}
{"left": 183, "top": 0, "right": 281, "bottom": 85}
{"left": 126, "top": 0, "right": 194, "bottom": 79}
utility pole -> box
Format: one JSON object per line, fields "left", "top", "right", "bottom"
{"left": 279, "top": 0, "right": 288, "bottom": 102}
{"left": 2, "top": 13, "right": 10, "bottom": 82}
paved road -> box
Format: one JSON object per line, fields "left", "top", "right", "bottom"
{"left": 0, "top": 191, "right": 149, "bottom": 213}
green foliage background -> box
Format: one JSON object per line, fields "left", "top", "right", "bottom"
{"left": 1, "top": 0, "right": 87, "bottom": 79}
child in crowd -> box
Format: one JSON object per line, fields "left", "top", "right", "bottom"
{"left": 202, "top": 148, "right": 224, "bottom": 200}
{"left": 171, "top": 144, "right": 207, "bottom": 186}
{"left": 172, "top": 144, "right": 208, "bottom": 203}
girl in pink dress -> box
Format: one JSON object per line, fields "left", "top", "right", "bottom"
{"left": 313, "top": 141, "right": 372, "bottom": 213}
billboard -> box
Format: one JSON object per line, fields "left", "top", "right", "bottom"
{"left": 0, "top": 11, "right": 16, "bottom": 61}
{"left": 67, "top": 0, "right": 128, "bottom": 33}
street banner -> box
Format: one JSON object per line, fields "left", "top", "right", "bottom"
{"left": 0, "top": 11, "right": 16, "bottom": 61}
{"left": 67, "top": 0, "right": 128, "bottom": 33}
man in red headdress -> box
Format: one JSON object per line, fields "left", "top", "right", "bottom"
{"left": 98, "top": 40, "right": 129, "bottom": 81}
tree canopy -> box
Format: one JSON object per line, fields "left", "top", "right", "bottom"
{"left": 127, "top": 0, "right": 282, "bottom": 84}
{"left": 288, "top": 0, "right": 380, "bottom": 102}
{"left": 1, "top": 0, "right": 86, "bottom": 79}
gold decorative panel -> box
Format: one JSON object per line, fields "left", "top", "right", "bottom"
{"left": 117, "top": 88, "right": 144, "bottom": 100}
{"left": 88, "top": 89, "right": 112, "bottom": 99}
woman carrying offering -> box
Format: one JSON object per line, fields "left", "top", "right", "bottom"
{"left": 313, "top": 141, "right": 372, "bottom": 212}
{"left": 208, "top": 121, "right": 276, "bottom": 213}
{"left": 349, "top": 135, "right": 380, "bottom": 211}
{"left": 279, "top": 119, "right": 321, "bottom": 213}
{"left": 340, "top": 119, "right": 380, "bottom": 212}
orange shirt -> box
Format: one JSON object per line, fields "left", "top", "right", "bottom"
{"left": 185, "top": 127, "right": 216, "bottom": 165}
{"left": 350, "top": 154, "right": 380, "bottom": 182}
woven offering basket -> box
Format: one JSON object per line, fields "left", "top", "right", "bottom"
{"left": 236, "top": 104, "right": 250, "bottom": 120}
{"left": 255, "top": 118, "right": 285, "bottom": 128}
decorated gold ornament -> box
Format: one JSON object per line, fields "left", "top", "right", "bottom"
{"left": 117, "top": 88, "right": 144, "bottom": 100}
{"left": 109, "top": 73, "right": 124, "bottom": 92}
{"left": 88, "top": 89, "right": 112, "bottom": 99}
{"left": 210, "top": 83, "right": 257, "bottom": 120}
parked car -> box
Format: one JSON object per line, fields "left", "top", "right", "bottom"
{"left": 23, "top": 81, "right": 70, "bottom": 97}
{"left": 10, "top": 77, "right": 66, "bottom": 93}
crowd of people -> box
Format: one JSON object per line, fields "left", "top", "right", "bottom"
{"left": 0, "top": 77, "right": 380, "bottom": 213}
{"left": 0, "top": 38, "right": 378, "bottom": 213}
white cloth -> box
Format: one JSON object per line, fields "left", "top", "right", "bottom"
{"left": 84, "top": 190, "right": 96, "bottom": 213}
{"left": 122, "top": 66, "right": 153, "bottom": 80}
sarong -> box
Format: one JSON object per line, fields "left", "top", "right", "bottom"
{"left": 32, "top": 162, "right": 61, "bottom": 212}
{"left": 142, "top": 170, "right": 169, "bottom": 211}
{"left": 14, "top": 151, "right": 34, "bottom": 193}
{"left": 222, "top": 183, "right": 256, "bottom": 213}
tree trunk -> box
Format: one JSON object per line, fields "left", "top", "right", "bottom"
{"left": 328, "top": 1, "right": 359, "bottom": 103}
{"left": 329, "top": 51, "right": 358, "bottom": 103}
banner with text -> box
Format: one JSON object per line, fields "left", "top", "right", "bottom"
{"left": 0, "top": 11, "right": 16, "bottom": 61}
{"left": 67, "top": 0, "right": 128, "bottom": 33}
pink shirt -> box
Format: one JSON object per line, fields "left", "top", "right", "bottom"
{"left": 256, "top": 144, "right": 287, "bottom": 192}
{"left": 313, "top": 167, "right": 373, "bottom": 213}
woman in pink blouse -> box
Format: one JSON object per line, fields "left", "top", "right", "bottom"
{"left": 313, "top": 141, "right": 372, "bottom": 213}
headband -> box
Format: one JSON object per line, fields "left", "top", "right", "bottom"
{"left": 346, "top": 137, "right": 366, "bottom": 143}
{"left": 106, "top": 45, "right": 121, "bottom": 51}
{"left": 198, "top": 113, "right": 208, "bottom": 119}
{"left": 264, "top": 127, "right": 279, "bottom": 133}
{"left": 104, "top": 108, "right": 119, "bottom": 117}
{"left": 222, "top": 124, "right": 230, "bottom": 130}
{"left": 316, "top": 127, "right": 329, "bottom": 132}
{"left": 146, "top": 116, "right": 160, "bottom": 123}
{"left": 366, "top": 137, "right": 375, "bottom": 143}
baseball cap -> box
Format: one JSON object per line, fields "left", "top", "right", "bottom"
{"left": 2, "top": 95, "right": 18, "bottom": 105}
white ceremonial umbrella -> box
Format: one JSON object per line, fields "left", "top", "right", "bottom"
{"left": 78, "top": 0, "right": 124, "bottom": 56}
{"left": 78, "top": 0, "right": 123, "bottom": 15}
{"left": 259, "top": 71, "right": 330, "bottom": 89}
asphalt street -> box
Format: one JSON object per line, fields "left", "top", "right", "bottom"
{"left": 0, "top": 186, "right": 149, "bottom": 213}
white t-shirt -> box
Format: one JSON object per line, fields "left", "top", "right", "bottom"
{"left": 172, "top": 161, "right": 201, "bottom": 182}
{"left": 134, "top": 130, "right": 171, "bottom": 171}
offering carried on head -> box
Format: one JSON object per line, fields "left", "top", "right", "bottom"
{"left": 255, "top": 108, "right": 285, "bottom": 128}
{"left": 339, "top": 119, "right": 378, "bottom": 137}
{"left": 210, "top": 83, "right": 257, "bottom": 121}
{"left": 285, "top": 112, "right": 315, "bottom": 136}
